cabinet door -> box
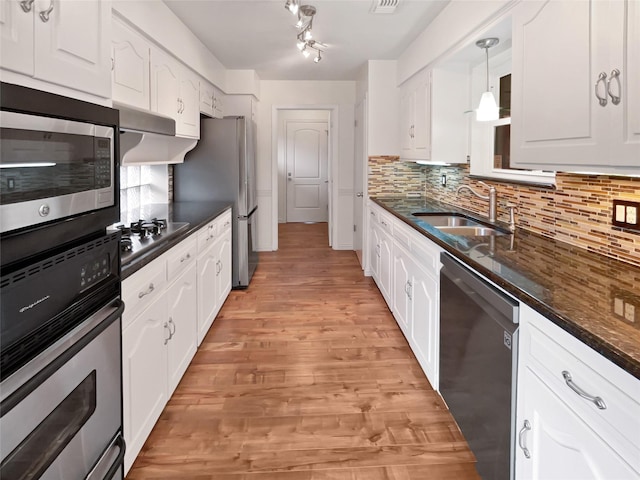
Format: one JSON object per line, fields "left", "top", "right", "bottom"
{"left": 215, "top": 231, "right": 232, "bottom": 307}
{"left": 618, "top": 0, "right": 640, "bottom": 166}
{"left": 516, "top": 367, "right": 638, "bottom": 479}
{"left": 0, "top": 0, "right": 33, "bottom": 76}
{"left": 177, "top": 70, "right": 200, "bottom": 138}
{"left": 213, "top": 87, "right": 224, "bottom": 118}
{"left": 413, "top": 72, "right": 431, "bottom": 158}
{"left": 166, "top": 262, "right": 197, "bottom": 395}
{"left": 122, "top": 296, "right": 168, "bottom": 474}
{"left": 511, "top": 0, "right": 605, "bottom": 169}
{"left": 112, "top": 16, "right": 149, "bottom": 110}
{"left": 378, "top": 228, "right": 393, "bottom": 307}
{"left": 368, "top": 218, "right": 380, "bottom": 280}
{"left": 199, "top": 80, "right": 214, "bottom": 116}
{"left": 33, "top": 0, "right": 111, "bottom": 98}
{"left": 150, "top": 48, "right": 180, "bottom": 121}
{"left": 197, "top": 245, "right": 219, "bottom": 346}
{"left": 392, "top": 242, "right": 411, "bottom": 335}
{"left": 399, "top": 89, "right": 414, "bottom": 155}
{"left": 410, "top": 263, "right": 439, "bottom": 390}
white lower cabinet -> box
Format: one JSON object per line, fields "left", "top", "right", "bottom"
{"left": 516, "top": 304, "right": 640, "bottom": 479}
{"left": 122, "top": 283, "right": 168, "bottom": 474}
{"left": 196, "top": 211, "right": 232, "bottom": 346}
{"left": 367, "top": 201, "right": 442, "bottom": 389}
{"left": 122, "top": 209, "right": 233, "bottom": 474}
{"left": 392, "top": 236, "right": 440, "bottom": 389}
{"left": 166, "top": 262, "right": 197, "bottom": 395}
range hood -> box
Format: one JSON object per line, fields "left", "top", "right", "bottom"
{"left": 116, "top": 103, "right": 197, "bottom": 165}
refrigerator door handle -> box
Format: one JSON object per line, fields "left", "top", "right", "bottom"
{"left": 239, "top": 205, "right": 258, "bottom": 219}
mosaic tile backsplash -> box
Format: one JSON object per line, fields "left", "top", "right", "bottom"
{"left": 368, "top": 156, "right": 640, "bottom": 268}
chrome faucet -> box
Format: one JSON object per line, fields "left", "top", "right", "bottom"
{"left": 456, "top": 181, "right": 497, "bottom": 222}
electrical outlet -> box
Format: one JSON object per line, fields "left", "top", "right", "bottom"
{"left": 612, "top": 200, "right": 640, "bottom": 231}
{"left": 625, "top": 303, "right": 636, "bottom": 323}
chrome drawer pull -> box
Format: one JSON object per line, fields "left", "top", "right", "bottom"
{"left": 562, "top": 371, "right": 606, "bottom": 410}
{"left": 595, "top": 71, "right": 608, "bottom": 107}
{"left": 180, "top": 253, "right": 191, "bottom": 263}
{"left": 20, "top": 0, "right": 35, "bottom": 12}
{"left": 38, "top": 0, "right": 54, "bottom": 22}
{"left": 607, "top": 68, "right": 621, "bottom": 105}
{"left": 138, "top": 283, "right": 155, "bottom": 299}
{"left": 163, "top": 322, "right": 171, "bottom": 345}
{"left": 518, "top": 420, "right": 531, "bottom": 459}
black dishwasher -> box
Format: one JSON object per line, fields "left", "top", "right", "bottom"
{"left": 439, "top": 253, "right": 519, "bottom": 480}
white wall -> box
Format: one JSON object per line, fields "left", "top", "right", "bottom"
{"left": 276, "top": 110, "right": 331, "bottom": 224}
{"left": 397, "top": 0, "right": 514, "bottom": 85}
{"left": 367, "top": 61, "right": 399, "bottom": 156}
{"left": 256, "top": 81, "right": 356, "bottom": 251}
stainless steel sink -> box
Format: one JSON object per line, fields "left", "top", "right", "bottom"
{"left": 437, "top": 226, "right": 507, "bottom": 236}
{"left": 412, "top": 213, "right": 508, "bottom": 236}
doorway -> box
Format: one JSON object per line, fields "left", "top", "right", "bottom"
{"left": 275, "top": 109, "right": 332, "bottom": 246}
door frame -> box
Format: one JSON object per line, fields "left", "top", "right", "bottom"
{"left": 271, "top": 105, "right": 339, "bottom": 250}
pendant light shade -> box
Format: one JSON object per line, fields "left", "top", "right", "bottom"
{"left": 476, "top": 38, "right": 499, "bottom": 122}
{"left": 477, "top": 92, "right": 499, "bottom": 121}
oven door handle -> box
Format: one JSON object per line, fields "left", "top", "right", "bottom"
{"left": 84, "top": 432, "right": 126, "bottom": 480}
{"left": 0, "top": 299, "right": 125, "bottom": 417}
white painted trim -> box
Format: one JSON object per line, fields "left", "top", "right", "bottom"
{"left": 271, "top": 104, "right": 340, "bottom": 251}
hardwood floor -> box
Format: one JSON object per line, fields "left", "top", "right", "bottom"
{"left": 126, "top": 222, "right": 480, "bottom": 480}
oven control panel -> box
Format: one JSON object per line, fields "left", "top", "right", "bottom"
{"left": 80, "top": 254, "right": 110, "bottom": 288}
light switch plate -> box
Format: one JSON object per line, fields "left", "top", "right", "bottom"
{"left": 612, "top": 199, "right": 640, "bottom": 232}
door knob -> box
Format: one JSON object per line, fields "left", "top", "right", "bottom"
{"left": 356, "top": 192, "right": 363, "bottom": 197}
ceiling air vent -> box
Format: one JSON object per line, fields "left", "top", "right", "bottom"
{"left": 371, "top": 0, "right": 400, "bottom": 14}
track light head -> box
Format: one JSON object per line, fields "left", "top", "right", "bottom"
{"left": 314, "top": 51, "right": 322, "bottom": 63}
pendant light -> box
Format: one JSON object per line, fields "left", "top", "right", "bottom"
{"left": 476, "top": 38, "right": 499, "bottom": 121}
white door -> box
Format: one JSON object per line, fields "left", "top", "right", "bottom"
{"left": 150, "top": 48, "right": 179, "bottom": 121}
{"left": 0, "top": 0, "right": 34, "bottom": 76}
{"left": 353, "top": 98, "right": 366, "bottom": 266}
{"left": 112, "top": 16, "right": 150, "bottom": 110}
{"left": 285, "top": 121, "right": 329, "bottom": 223}
{"left": 34, "top": 0, "right": 111, "bottom": 98}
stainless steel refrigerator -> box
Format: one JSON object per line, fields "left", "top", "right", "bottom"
{"left": 174, "top": 116, "right": 258, "bottom": 288}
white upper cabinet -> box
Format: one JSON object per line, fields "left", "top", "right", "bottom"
{"left": 399, "top": 69, "right": 431, "bottom": 161}
{"left": 1, "top": 0, "right": 111, "bottom": 98}
{"left": 0, "top": 0, "right": 33, "bottom": 76}
{"left": 150, "top": 46, "right": 199, "bottom": 138}
{"left": 111, "top": 16, "right": 149, "bottom": 110}
{"left": 511, "top": 0, "right": 640, "bottom": 173}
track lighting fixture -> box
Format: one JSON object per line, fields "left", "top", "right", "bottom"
{"left": 284, "top": 1, "right": 325, "bottom": 63}
{"left": 284, "top": 0, "right": 299, "bottom": 15}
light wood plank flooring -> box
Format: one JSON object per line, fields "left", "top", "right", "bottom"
{"left": 126, "top": 222, "right": 480, "bottom": 480}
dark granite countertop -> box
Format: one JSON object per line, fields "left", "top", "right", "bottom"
{"left": 373, "top": 197, "right": 640, "bottom": 380}
{"left": 120, "top": 201, "right": 232, "bottom": 279}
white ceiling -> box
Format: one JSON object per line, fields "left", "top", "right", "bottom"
{"left": 163, "top": 0, "right": 450, "bottom": 81}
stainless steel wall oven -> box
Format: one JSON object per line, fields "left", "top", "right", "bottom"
{"left": 0, "top": 84, "right": 125, "bottom": 479}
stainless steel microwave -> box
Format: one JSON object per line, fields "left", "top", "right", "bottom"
{"left": 0, "top": 111, "right": 115, "bottom": 233}
{"left": 0, "top": 82, "right": 120, "bottom": 269}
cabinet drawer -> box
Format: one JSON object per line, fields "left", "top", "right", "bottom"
{"left": 408, "top": 228, "right": 442, "bottom": 273}
{"left": 197, "top": 220, "right": 218, "bottom": 253}
{"left": 393, "top": 218, "right": 412, "bottom": 250}
{"left": 378, "top": 211, "right": 394, "bottom": 235}
{"left": 217, "top": 209, "right": 232, "bottom": 233}
{"left": 523, "top": 309, "right": 640, "bottom": 468}
{"left": 122, "top": 259, "right": 167, "bottom": 329}
{"left": 167, "top": 235, "right": 197, "bottom": 282}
